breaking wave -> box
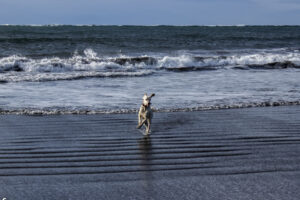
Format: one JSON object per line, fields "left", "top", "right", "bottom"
{"left": 1, "top": 49, "right": 300, "bottom": 82}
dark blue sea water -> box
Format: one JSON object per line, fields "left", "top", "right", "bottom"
{"left": 0, "top": 25, "right": 300, "bottom": 114}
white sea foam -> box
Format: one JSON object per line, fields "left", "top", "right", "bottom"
{"left": 1, "top": 71, "right": 154, "bottom": 82}
{"left": 0, "top": 49, "right": 300, "bottom": 82}
{"left": 1, "top": 100, "right": 299, "bottom": 115}
{"left": 157, "top": 52, "right": 300, "bottom": 70}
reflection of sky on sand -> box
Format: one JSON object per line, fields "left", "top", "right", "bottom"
{"left": 0, "top": 106, "right": 299, "bottom": 199}
{"left": 138, "top": 136, "right": 155, "bottom": 199}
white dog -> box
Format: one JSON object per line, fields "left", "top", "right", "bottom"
{"left": 136, "top": 93, "right": 155, "bottom": 134}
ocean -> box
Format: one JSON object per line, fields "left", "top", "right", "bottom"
{"left": 0, "top": 25, "right": 300, "bottom": 114}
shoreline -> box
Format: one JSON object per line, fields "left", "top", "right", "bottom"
{"left": 1, "top": 102, "right": 300, "bottom": 115}
{"left": 0, "top": 105, "right": 299, "bottom": 199}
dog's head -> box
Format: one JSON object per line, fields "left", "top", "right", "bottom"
{"left": 142, "top": 93, "right": 155, "bottom": 107}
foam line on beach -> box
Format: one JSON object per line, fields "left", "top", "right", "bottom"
{"left": 1, "top": 100, "right": 300, "bottom": 115}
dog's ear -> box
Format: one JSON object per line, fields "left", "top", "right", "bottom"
{"left": 148, "top": 93, "right": 155, "bottom": 98}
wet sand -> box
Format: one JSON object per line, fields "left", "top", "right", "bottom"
{"left": 0, "top": 106, "right": 300, "bottom": 200}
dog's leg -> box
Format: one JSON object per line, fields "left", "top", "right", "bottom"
{"left": 146, "top": 118, "right": 151, "bottom": 134}
{"left": 138, "top": 113, "right": 141, "bottom": 126}
{"left": 137, "top": 107, "right": 144, "bottom": 128}
{"left": 137, "top": 118, "right": 147, "bottom": 129}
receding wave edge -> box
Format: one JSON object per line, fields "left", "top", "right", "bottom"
{"left": 1, "top": 100, "right": 299, "bottom": 115}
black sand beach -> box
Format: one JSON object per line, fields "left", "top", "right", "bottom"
{"left": 0, "top": 106, "right": 300, "bottom": 200}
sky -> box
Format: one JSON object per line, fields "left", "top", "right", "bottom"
{"left": 0, "top": 0, "right": 300, "bottom": 25}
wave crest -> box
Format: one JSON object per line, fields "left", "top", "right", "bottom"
{"left": 1, "top": 49, "right": 300, "bottom": 82}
